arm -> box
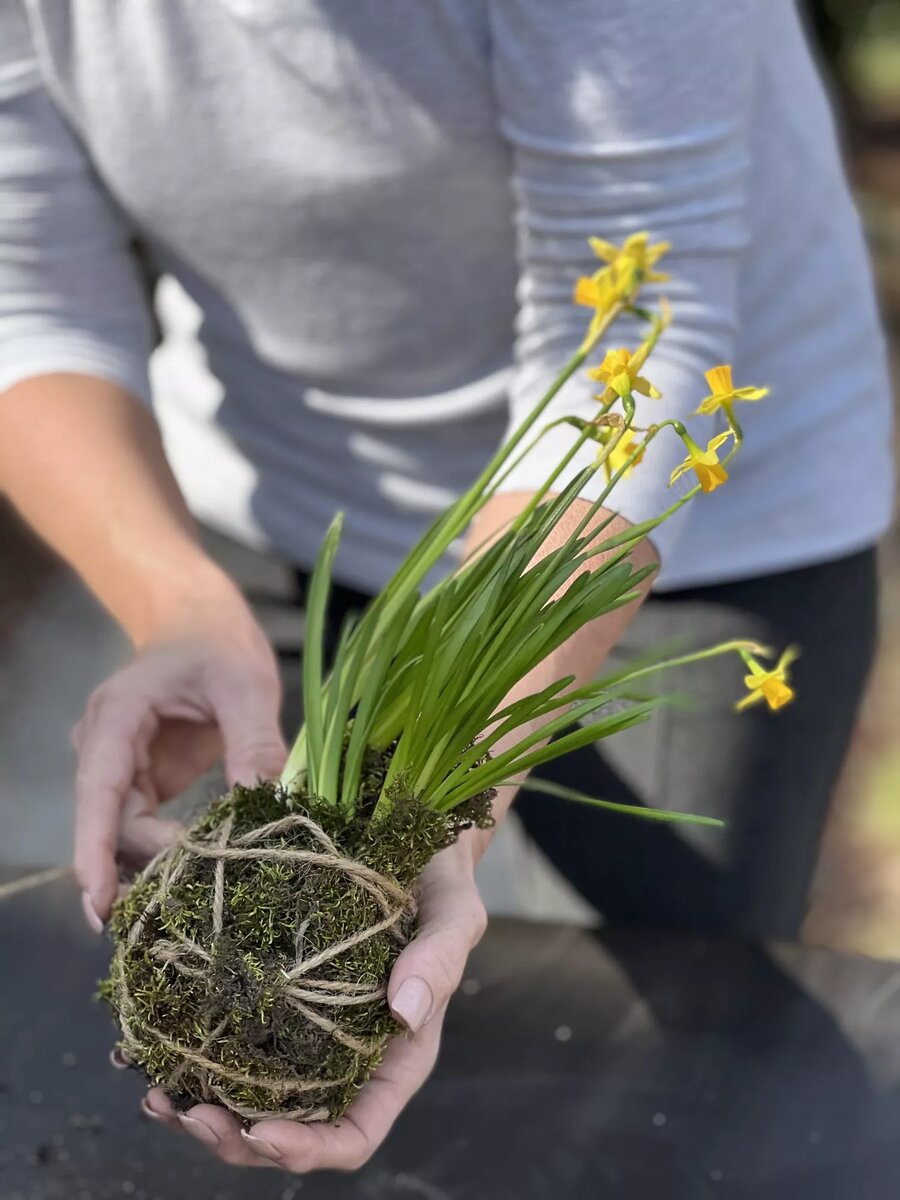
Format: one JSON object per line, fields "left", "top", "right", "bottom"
{"left": 0, "top": 9, "right": 285, "bottom": 925}
{"left": 0, "top": 378, "right": 286, "bottom": 919}
{"left": 490, "top": 0, "right": 758, "bottom": 558}
{"left": 457, "top": 492, "right": 658, "bottom": 861}
{"left": 0, "top": 374, "right": 229, "bottom": 645}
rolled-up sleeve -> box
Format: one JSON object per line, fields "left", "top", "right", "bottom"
{"left": 0, "top": 4, "right": 153, "bottom": 402}
{"left": 490, "top": 0, "right": 760, "bottom": 561}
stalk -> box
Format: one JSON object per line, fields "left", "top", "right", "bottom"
{"left": 277, "top": 238, "right": 782, "bottom": 832}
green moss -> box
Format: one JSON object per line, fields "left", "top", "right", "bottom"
{"left": 102, "top": 752, "right": 493, "bottom": 1123}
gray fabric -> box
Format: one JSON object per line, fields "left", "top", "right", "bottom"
{"left": 517, "top": 548, "right": 879, "bottom": 939}
{"left": 0, "top": 1, "right": 893, "bottom": 593}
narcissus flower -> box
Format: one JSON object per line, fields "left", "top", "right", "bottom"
{"left": 573, "top": 270, "right": 624, "bottom": 349}
{"left": 601, "top": 429, "right": 646, "bottom": 481}
{"left": 695, "top": 364, "right": 769, "bottom": 420}
{"left": 573, "top": 233, "right": 670, "bottom": 337}
{"left": 669, "top": 431, "right": 733, "bottom": 494}
{"left": 573, "top": 272, "right": 618, "bottom": 315}
{"left": 588, "top": 348, "right": 661, "bottom": 399}
{"left": 736, "top": 647, "right": 799, "bottom": 712}
{"left": 589, "top": 232, "right": 671, "bottom": 285}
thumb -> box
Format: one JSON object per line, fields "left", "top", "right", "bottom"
{"left": 387, "top": 873, "right": 487, "bottom": 1034}
{"left": 209, "top": 675, "right": 288, "bottom": 787}
{"left": 119, "top": 782, "right": 184, "bottom": 865}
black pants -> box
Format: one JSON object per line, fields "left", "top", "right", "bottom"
{"left": 293, "top": 547, "right": 878, "bottom": 941}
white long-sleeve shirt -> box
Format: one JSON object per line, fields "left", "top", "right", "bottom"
{"left": 0, "top": 0, "right": 893, "bottom": 593}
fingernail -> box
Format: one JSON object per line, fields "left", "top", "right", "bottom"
{"left": 81, "top": 893, "right": 104, "bottom": 935}
{"left": 109, "top": 1048, "right": 130, "bottom": 1071}
{"left": 241, "top": 1129, "right": 284, "bottom": 1161}
{"left": 140, "top": 1096, "right": 167, "bottom": 1123}
{"left": 178, "top": 1115, "right": 220, "bottom": 1147}
{"left": 391, "top": 975, "right": 433, "bottom": 1033}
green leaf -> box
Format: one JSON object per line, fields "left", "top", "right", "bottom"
{"left": 436, "top": 699, "right": 662, "bottom": 808}
{"left": 318, "top": 609, "right": 369, "bottom": 806}
{"left": 342, "top": 588, "right": 420, "bottom": 813}
{"left": 285, "top": 512, "right": 343, "bottom": 796}
{"left": 514, "top": 776, "right": 724, "bottom": 827}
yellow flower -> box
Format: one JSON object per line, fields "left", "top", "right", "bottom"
{"left": 589, "top": 232, "right": 671, "bottom": 285}
{"left": 736, "top": 647, "right": 799, "bottom": 712}
{"left": 573, "top": 272, "right": 618, "bottom": 314}
{"left": 572, "top": 270, "right": 623, "bottom": 351}
{"left": 601, "top": 429, "right": 645, "bottom": 481}
{"left": 695, "top": 364, "right": 769, "bottom": 419}
{"left": 669, "top": 431, "right": 733, "bottom": 494}
{"left": 573, "top": 233, "right": 670, "bottom": 334}
{"left": 588, "top": 348, "right": 661, "bottom": 399}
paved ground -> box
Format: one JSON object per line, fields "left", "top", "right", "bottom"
{"left": 4, "top": 871, "right": 900, "bottom": 1199}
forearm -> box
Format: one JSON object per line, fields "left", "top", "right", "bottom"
{"left": 459, "top": 490, "right": 657, "bottom": 864}
{"left": 0, "top": 373, "right": 235, "bottom": 645}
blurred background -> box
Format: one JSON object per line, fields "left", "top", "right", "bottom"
{"left": 2, "top": 0, "right": 900, "bottom": 953}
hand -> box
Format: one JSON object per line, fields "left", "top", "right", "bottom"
{"left": 139, "top": 835, "right": 488, "bottom": 1171}
{"left": 73, "top": 579, "right": 286, "bottom": 928}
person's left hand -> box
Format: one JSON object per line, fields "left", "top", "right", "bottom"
{"left": 132, "top": 834, "right": 488, "bottom": 1170}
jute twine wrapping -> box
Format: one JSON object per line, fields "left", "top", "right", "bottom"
{"left": 113, "top": 811, "right": 416, "bottom": 1123}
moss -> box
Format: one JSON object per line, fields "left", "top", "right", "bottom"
{"left": 101, "top": 750, "right": 494, "bottom": 1123}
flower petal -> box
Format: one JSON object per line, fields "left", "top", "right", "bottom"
{"left": 633, "top": 376, "right": 661, "bottom": 398}
{"left": 574, "top": 277, "right": 601, "bottom": 308}
{"left": 762, "top": 679, "right": 795, "bottom": 710}
{"left": 734, "top": 386, "right": 769, "bottom": 401}
{"left": 588, "top": 237, "right": 618, "bottom": 263}
{"left": 611, "top": 372, "right": 633, "bottom": 397}
{"left": 669, "top": 459, "right": 690, "bottom": 487}
{"left": 775, "top": 645, "right": 801, "bottom": 674}
{"left": 695, "top": 462, "right": 728, "bottom": 492}
{"left": 705, "top": 364, "right": 734, "bottom": 395}
{"left": 694, "top": 395, "right": 720, "bottom": 416}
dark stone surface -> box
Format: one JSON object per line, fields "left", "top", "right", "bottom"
{"left": 3, "top": 870, "right": 900, "bottom": 1199}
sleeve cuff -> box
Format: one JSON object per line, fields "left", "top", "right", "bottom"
{"left": 0, "top": 334, "right": 152, "bottom": 407}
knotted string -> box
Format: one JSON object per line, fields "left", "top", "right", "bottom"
{"left": 113, "top": 810, "right": 415, "bottom": 1123}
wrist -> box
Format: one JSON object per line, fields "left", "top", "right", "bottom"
{"left": 128, "top": 549, "right": 256, "bottom": 652}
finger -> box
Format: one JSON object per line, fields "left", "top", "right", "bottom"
{"left": 208, "top": 674, "right": 287, "bottom": 788}
{"left": 179, "top": 1103, "right": 272, "bottom": 1167}
{"left": 119, "top": 784, "right": 183, "bottom": 865}
{"left": 388, "top": 874, "right": 486, "bottom": 1033}
{"left": 141, "top": 1088, "right": 182, "bottom": 1134}
{"left": 147, "top": 720, "right": 223, "bottom": 801}
{"left": 245, "top": 1021, "right": 442, "bottom": 1173}
{"left": 74, "top": 698, "right": 157, "bottom": 922}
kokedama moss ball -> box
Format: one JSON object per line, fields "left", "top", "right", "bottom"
{"left": 101, "top": 760, "right": 493, "bottom": 1123}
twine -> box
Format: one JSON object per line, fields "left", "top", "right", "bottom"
{"left": 114, "top": 809, "right": 415, "bottom": 1122}
{"left": 0, "top": 866, "right": 71, "bottom": 902}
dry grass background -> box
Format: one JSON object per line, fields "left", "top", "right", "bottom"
{"left": 804, "top": 135, "right": 900, "bottom": 955}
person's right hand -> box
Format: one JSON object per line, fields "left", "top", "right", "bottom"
{"left": 72, "top": 581, "right": 287, "bottom": 931}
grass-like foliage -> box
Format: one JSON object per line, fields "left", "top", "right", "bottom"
{"left": 279, "top": 234, "right": 783, "bottom": 825}
{"left": 104, "top": 235, "right": 793, "bottom": 1123}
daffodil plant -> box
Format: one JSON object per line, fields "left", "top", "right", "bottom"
{"left": 102, "top": 233, "right": 803, "bottom": 1129}
{"left": 280, "top": 233, "right": 795, "bottom": 826}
